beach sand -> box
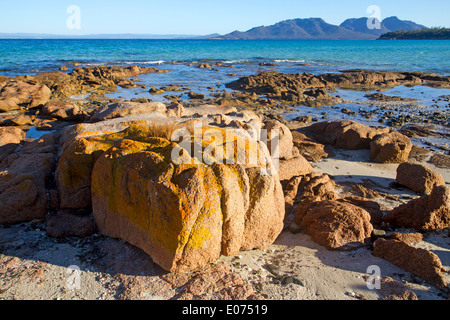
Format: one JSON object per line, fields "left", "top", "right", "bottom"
{"left": 1, "top": 147, "right": 448, "bottom": 301}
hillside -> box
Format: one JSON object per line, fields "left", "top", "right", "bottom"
{"left": 220, "top": 18, "right": 374, "bottom": 40}
{"left": 340, "top": 16, "right": 425, "bottom": 37}
{"left": 378, "top": 27, "right": 450, "bottom": 40}
{"left": 219, "top": 16, "right": 427, "bottom": 40}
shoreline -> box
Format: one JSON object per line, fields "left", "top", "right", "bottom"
{"left": 0, "top": 63, "right": 449, "bottom": 300}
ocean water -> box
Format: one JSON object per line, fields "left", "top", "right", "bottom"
{"left": 1, "top": 39, "right": 450, "bottom": 76}
{"left": 1, "top": 39, "right": 449, "bottom": 150}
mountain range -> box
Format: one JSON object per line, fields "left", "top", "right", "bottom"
{"left": 217, "top": 16, "right": 427, "bottom": 40}
{"left": 0, "top": 17, "right": 426, "bottom": 40}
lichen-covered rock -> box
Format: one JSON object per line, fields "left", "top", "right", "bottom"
{"left": 370, "top": 131, "right": 412, "bottom": 164}
{"left": 384, "top": 186, "right": 450, "bottom": 231}
{"left": 90, "top": 128, "right": 284, "bottom": 272}
{"left": 55, "top": 108, "right": 264, "bottom": 210}
{"left": 396, "top": 161, "right": 445, "bottom": 194}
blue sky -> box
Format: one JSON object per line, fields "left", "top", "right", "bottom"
{"left": 0, "top": 0, "right": 449, "bottom": 35}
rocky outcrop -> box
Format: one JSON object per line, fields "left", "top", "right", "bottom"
{"left": 302, "top": 120, "right": 390, "bottom": 150}
{"left": 288, "top": 172, "right": 337, "bottom": 218}
{"left": 226, "top": 70, "right": 450, "bottom": 108}
{"left": 41, "top": 101, "right": 85, "bottom": 121}
{"left": 0, "top": 127, "right": 26, "bottom": 147}
{"left": 263, "top": 120, "right": 293, "bottom": 160}
{"left": 46, "top": 209, "right": 96, "bottom": 238}
{"left": 322, "top": 69, "right": 424, "bottom": 89}
{"left": 277, "top": 155, "right": 313, "bottom": 183}
{"left": 226, "top": 71, "right": 338, "bottom": 107}
{"left": 34, "top": 66, "right": 169, "bottom": 99}
{"left": 373, "top": 238, "right": 447, "bottom": 290}
{"left": 0, "top": 80, "right": 51, "bottom": 112}
{"left": 396, "top": 161, "right": 445, "bottom": 194}
{"left": 384, "top": 186, "right": 450, "bottom": 231}
{"left": 291, "top": 131, "right": 333, "bottom": 161}
{"left": 90, "top": 102, "right": 170, "bottom": 122}
{"left": 90, "top": 126, "right": 284, "bottom": 273}
{"left": 0, "top": 134, "right": 55, "bottom": 224}
{"left": 54, "top": 105, "right": 284, "bottom": 272}
{"left": 295, "top": 200, "right": 373, "bottom": 250}
{"left": 370, "top": 131, "right": 412, "bottom": 163}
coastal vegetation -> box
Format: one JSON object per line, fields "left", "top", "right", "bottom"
{"left": 379, "top": 27, "right": 450, "bottom": 40}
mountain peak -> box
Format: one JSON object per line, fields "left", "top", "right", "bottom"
{"left": 218, "top": 17, "right": 427, "bottom": 40}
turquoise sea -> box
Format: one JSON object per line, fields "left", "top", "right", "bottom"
{"left": 1, "top": 39, "right": 450, "bottom": 76}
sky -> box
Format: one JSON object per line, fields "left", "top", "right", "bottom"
{"left": 0, "top": 0, "right": 449, "bottom": 35}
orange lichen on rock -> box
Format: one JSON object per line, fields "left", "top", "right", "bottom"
{"left": 56, "top": 123, "right": 284, "bottom": 273}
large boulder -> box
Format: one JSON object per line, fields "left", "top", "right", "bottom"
{"left": 0, "top": 80, "right": 51, "bottom": 112}
{"left": 90, "top": 102, "right": 169, "bottom": 122}
{"left": 0, "top": 127, "right": 26, "bottom": 147}
{"left": 302, "top": 120, "right": 390, "bottom": 150}
{"left": 383, "top": 186, "right": 450, "bottom": 231}
{"left": 396, "top": 161, "right": 445, "bottom": 194}
{"left": 370, "top": 131, "right": 412, "bottom": 164}
{"left": 295, "top": 200, "right": 373, "bottom": 250}
{"left": 291, "top": 131, "right": 333, "bottom": 162}
{"left": 277, "top": 155, "right": 313, "bottom": 183}
{"left": 90, "top": 125, "right": 285, "bottom": 273}
{"left": 41, "top": 101, "right": 84, "bottom": 121}
{"left": 373, "top": 238, "right": 447, "bottom": 290}
{"left": 0, "top": 134, "right": 55, "bottom": 224}
{"left": 55, "top": 108, "right": 264, "bottom": 210}
{"left": 263, "top": 120, "right": 294, "bottom": 160}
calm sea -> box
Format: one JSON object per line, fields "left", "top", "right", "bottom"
{"left": 0, "top": 39, "right": 450, "bottom": 76}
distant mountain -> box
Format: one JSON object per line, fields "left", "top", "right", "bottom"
{"left": 0, "top": 33, "right": 221, "bottom": 39}
{"left": 218, "top": 16, "right": 428, "bottom": 40}
{"left": 219, "top": 18, "right": 374, "bottom": 40}
{"left": 340, "top": 16, "right": 426, "bottom": 37}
